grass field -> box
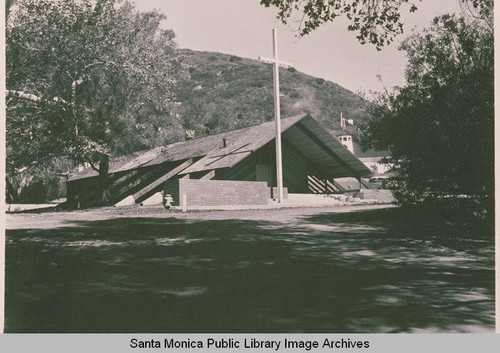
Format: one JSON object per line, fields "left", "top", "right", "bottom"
{"left": 4, "top": 205, "right": 495, "bottom": 333}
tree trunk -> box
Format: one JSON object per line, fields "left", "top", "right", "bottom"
{"left": 98, "top": 154, "right": 110, "bottom": 204}
{"left": 5, "top": 178, "right": 19, "bottom": 203}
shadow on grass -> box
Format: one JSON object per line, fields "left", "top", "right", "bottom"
{"left": 5, "top": 209, "right": 495, "bottom": 333}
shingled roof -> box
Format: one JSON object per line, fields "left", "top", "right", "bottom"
{"left": 69, "top": 114, "right": 372, "bottom": 181}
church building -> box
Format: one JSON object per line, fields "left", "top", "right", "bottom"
{"left": 66, "top": 114, "right": 372, "bottom": 209}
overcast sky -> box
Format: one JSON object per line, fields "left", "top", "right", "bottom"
{"left": 135, "top": 0, "right": 462, "bottom": 94}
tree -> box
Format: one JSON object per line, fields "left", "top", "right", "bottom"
{"left": 260, "top": 0, "right": 493, "bottom": 49}
{"left": 260, "top": 0, "right": 420, "bottom": 48}
{"left": 360, "top": 3, "right": 493, "bottom": 217}
{"left": 6, "top": 0, "right": 182, "bottom": 202}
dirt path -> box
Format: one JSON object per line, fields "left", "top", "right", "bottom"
{"left": 5, "top": 204, "right": 395, "bottom": 230}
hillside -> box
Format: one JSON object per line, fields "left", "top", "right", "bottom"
{"left": 173, "top": 49, "right": 368, "bottom": 137}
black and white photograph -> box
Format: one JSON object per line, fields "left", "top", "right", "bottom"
{"left": 1, "top": 0, "right": 495, "bottom": 336}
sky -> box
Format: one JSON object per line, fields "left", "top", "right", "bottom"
{"left": 134, "top": 0, "right": 463, "bottom": 94}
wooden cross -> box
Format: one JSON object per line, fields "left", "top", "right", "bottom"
{"left": 258, "top": 29, "right": 292, "bottom": 204}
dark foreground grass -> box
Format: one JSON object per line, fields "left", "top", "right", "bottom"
{"left": 5, "top": 208, "right": 495, "bottom": 332}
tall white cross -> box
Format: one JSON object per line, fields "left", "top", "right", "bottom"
{"left": 259, "top": 29, "right": 292, "bottom": 204}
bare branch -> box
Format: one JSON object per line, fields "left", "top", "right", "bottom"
{"left": 5, "top": 89, "right": 69, "bottom": 107}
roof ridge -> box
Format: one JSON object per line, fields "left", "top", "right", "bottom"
{"left": 69, "top": 114, "right": 309, "bottom": 180}
{"left": 174, "top": 113, "right": 308, "bottom": 144}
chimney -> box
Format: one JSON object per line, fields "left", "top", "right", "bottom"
{"left": 223, "top": 138, "right": 227, "bottom": 148}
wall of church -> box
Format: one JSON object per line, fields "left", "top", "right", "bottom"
{"left": 164, "top": 179, "right": 269, "bottom": 207}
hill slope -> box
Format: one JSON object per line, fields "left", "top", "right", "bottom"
{"left": 173, "top": 49, "right": 368, "bottom": 137}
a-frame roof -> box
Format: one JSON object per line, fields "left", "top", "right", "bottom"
{"left": 283, "top": 116, "right": 372, "bottom": 178}
{"left": 69, "top": 114, "right": 371, "bottom": 181}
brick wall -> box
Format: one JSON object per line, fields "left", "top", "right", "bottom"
{"left": 354, "top": 189, "right": 394, "bottom": 203}
{"left": 164, "top": 179, "right": 269, "bottom": 206}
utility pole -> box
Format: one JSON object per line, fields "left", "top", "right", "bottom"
{"left": 259, "top": 29, "right": 292, "bottom": 203}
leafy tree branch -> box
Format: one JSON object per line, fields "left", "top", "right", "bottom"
{"left": 260, "top": 0, "right": 420, "bottom": 49}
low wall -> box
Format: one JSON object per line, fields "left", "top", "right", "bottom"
{"left": 353, "top": 189, "right": 394, "bottom": 203}
{"left": 164, "top": 179, "right": 269, "bottom": 207}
